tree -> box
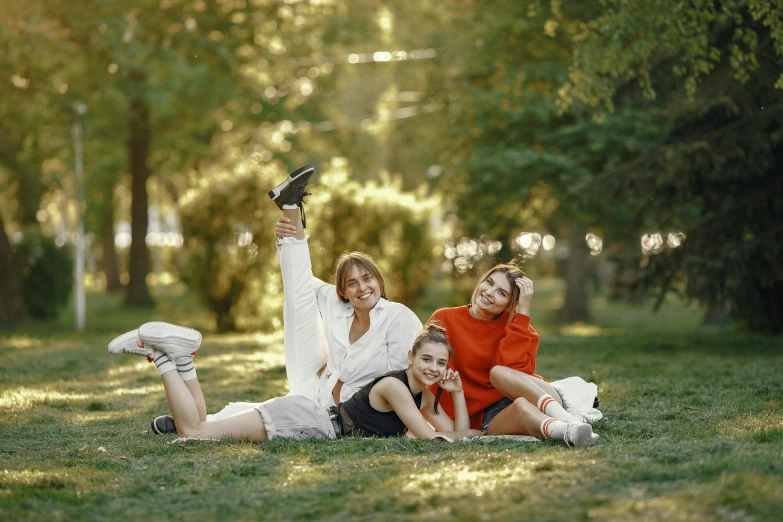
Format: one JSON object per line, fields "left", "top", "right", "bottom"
{"left": 435, "top": 1, "right": 627, "bottom": 321}
{"left": 562, "top": 0, "right": 783, "bottom": 332}
{"left": 0, "top": 214, "right": 26, "bottom": 327}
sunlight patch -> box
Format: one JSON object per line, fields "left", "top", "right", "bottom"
{"left": 559, "top": 323, "right": 620, "bottom": 337}
{"left": 0, "top": 336, "right": 38, "bottom": 349}
{"left": 0, "top": 387, "right": 91, "bottom": 412}
{"left": 719, "top": 411, "right": 783, "bottom": 438}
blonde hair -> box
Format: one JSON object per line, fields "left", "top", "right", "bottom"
{"left": 470, "top": 263, "right": 525, "bottom": 323}
{"left": 334, "top": 252, "right": 388, "bottom": 303}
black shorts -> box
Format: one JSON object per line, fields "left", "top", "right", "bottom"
{"left": 481, "top": 398, "right": 514, "bottom": 434}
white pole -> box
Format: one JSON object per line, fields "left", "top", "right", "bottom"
{"left": 72, "top": 101, "right": 87, "bottom": 332}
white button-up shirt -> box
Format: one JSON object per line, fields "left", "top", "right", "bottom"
{"left": 311, "top": 277, "right": 423, "bottom": 403}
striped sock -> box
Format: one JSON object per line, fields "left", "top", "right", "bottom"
{"left": 174, "top": 356, "right": 197, "bottom": 381}
{"left": 152, "top": 349, "right": 176, "bottom": 376}
{"left": 537, "top": 394, "right": 580, "bottom": 423}
{"left": 539, "top": 418, "right": 567, "bottom": 440}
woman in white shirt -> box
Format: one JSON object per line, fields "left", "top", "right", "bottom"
{"left": 144, "top": 164, "right": 422, "bottom": 432}
{"left": 270, "top": 163, "right": 422, "bottom": 408}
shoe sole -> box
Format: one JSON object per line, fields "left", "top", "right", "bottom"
{"left": 267, "top": 163, "right": 314, "bottom": 201}
{"left": 151, "top": 415, "right": 178, "bottom": 435}
{"left": 108, "top": 329, "right": 142, "bottom": 355}
{"left": 138, "top": 322, "right": 202, "bottom": 355}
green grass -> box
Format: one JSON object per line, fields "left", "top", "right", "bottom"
{"left": 2, "top": 283, "right": 782, "bottom": 521}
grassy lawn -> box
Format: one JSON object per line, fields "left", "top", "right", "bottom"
{"left": 2, "top": 282, "right": 782, "bottom": 521}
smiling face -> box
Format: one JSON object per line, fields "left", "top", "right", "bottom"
{"left": 341, "top": 264, "right": 381, "bottom": 310}
{"left": 472, "top": 270, "right": 514, "bottom": 319}
{"left": 407, "top": 342, "right": 450, "bottom": 387}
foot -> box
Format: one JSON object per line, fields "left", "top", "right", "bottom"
{"left": 138, "top": 322, "right": 202, "bottom": 360}
{"left": 108, "top": 329, "right": 154, "bottom": 361}
{"left": 151, "top": 415, "right": 178, "bottom": 435}
{"left": 563, "top": 422, "right": 597, "bottom": 448}
{"left": 268, "top": 163, "right": 314, "bottom": 227}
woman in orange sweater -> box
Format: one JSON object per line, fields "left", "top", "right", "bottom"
{"left": 428, "top": 263, "right": 598, "bottom": 447}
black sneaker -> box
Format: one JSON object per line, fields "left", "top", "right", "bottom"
{"left": 268, "top": 163, "right": 315, "bottom": 227}
{"left": 151, "top": 415, "right": 177, "bottom": 435}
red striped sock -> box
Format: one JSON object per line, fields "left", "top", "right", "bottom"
{"left": 539, "top": 418, "right": 566, "bottom": 440}
{"left": 537, "top": 394, "right": 580, "bottom": 423}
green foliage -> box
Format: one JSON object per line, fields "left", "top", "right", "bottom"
{"left": 562, "top": 0, "right": 783, "bottom": 108}
{"left": 562, "top": 0, "right": 783, "bottom": 332}
{"left": 13, "top": 230, "right": 73, "bottom": 320}
{"left": 179, "top": 158, "right": 440, "bottom": 332}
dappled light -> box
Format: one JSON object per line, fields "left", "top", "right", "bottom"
{"left": 2, "top": 0, "right": 782, "bottom": 519}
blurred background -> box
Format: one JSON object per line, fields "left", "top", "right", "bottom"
{"left": 1, "top": 0, "right": 781, "bottom": 334}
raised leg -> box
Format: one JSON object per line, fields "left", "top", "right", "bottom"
{"left": 184, "top": 378, "right": 207, "bottom": 421}
{"left": 160, "top": 371, "right": 267, "bottom": 441}
{"left": 277, "top": 215, "right": 329, "bottom": 399}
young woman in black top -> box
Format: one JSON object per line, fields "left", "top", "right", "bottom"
{"left": 109, "top": 322, "right": 481, "bottom": 441}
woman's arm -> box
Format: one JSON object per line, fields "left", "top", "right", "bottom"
{"left": 493, "top": 278, "right": 540, "bottom": 374}
{"left": 385, "top": 307, "right": 424, "bottom": 371}
{"left": 374, "top": 379, "right": 480, "bottom": 440}
{"left": 419, "top": 390, "right": 455, "bottom": 432}
{"left": 437, "top": 369, "right": 471, "bottom": 431}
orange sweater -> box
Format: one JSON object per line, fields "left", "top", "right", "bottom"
{"left": 427, "top": 305, "right": 541, "bottom": 430}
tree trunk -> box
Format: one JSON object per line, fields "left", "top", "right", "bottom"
{"left": 0, "top": 214, "right": 27, "bottom": 326}
{"left": 558, "top": 220, "right": 590, "bottom": 322}
{"left": 124, "top": 91, "right": 153, "bottom": 307}
{"left": 101, "top": 206, "right": 122, "bottom": 292}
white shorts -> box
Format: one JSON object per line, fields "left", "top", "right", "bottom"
{"left": 255, "top": 395, "right": 337, "bottom": 440}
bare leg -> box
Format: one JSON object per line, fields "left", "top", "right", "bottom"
{"left": 184, "top": 378, "right": 207, "bottom": 421}
{"left": 282, "top": 208, "right": 305, "bottom": 240}
{"left": 160, "top": 372, "right": 267, "bottom": 441}
{"left": 490, "top": 366, "right": 564, "bottom": 407}
{"left": 486, "top": 397, "right": 548, "bottom": 437}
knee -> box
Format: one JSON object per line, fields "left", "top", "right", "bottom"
{"left": 511, "top": 397, "right": 536, "bottom": 421}
{"left": 489, "top": 365, "right": 510, "bottom": 387}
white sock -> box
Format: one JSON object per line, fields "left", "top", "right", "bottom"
{"left": 537, "top": 394, "right": 580, "bottom": 423}
{"left": 539, "top": 418, "right": 567, "bottom": 440}
{"left": 174, "top": 356, "right": 197, "bottom": 381}
{"left": 152, "top": 349, "right": 176, "bottom": 376}
{"left": 282, "top": 204, "right": 298, "bottom": 210}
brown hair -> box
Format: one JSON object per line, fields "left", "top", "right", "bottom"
{"left": 470, "top": 262, "right": 525, "bottom": 324}
{"left": 334, "top": 252, "right": 388, "bottom": 303}
{"left": 411, "top": 321, "right": 453, "bottom": 414}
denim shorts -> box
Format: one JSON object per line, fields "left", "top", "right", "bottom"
{"left": 255, "top": 395, "right": 337, "bottom": 440}
{"left": 481, "top": 397, "right": 514, "bottom": 433}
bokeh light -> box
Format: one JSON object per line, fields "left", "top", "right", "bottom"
{"left": 641, "top": 233, "right": 664, "bottom": 255}
{"left": 586, "top": 233, "right": 603, "bottom": 256}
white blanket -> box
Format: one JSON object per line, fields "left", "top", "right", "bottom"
{"left": 550, "top": 376, "right": 604, "bottom": 424}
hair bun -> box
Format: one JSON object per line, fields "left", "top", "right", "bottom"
{"left": 423, "top": 320, "right": 446, "bottom": 335}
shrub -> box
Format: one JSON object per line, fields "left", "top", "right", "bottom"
{"left": 179, "top": 157, "right": 440, "bottom": 332}
{"left": 14, "top": 229, "right": 73, "bottom": 319}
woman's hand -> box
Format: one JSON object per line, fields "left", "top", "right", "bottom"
{"left": 456, "top": 429, "right": 484, "bottom": 439}
{"left": 274, "top": 216, "right": 297, "bottom": 239}
{"left": 438, "top": 369, "right": 463, "bottom": 394}
{"left": 515, "top": 276, "right": 534, "bottom": 316}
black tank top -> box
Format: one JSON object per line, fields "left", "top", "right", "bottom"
{"left": 337, "top": 370, "right": 422, "bottom": 437}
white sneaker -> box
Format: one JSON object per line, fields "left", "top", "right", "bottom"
{"left": 138, "top": 322, "right": 202, "bottom": 359}
{"left": 108, "top": 329, "right": 154, "bottom": 361}
{"left": 563, "top": 422, "right": 598, "bottom": 448}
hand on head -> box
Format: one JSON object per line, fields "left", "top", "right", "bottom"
{"left": 515, "top": 276, "right": 534, "bottom": 316}
{"left": 438, "top": 368, "right": 463, "bottom": 393}
{"left": 275, "top": 216, "right": 298, "bottom": 239}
